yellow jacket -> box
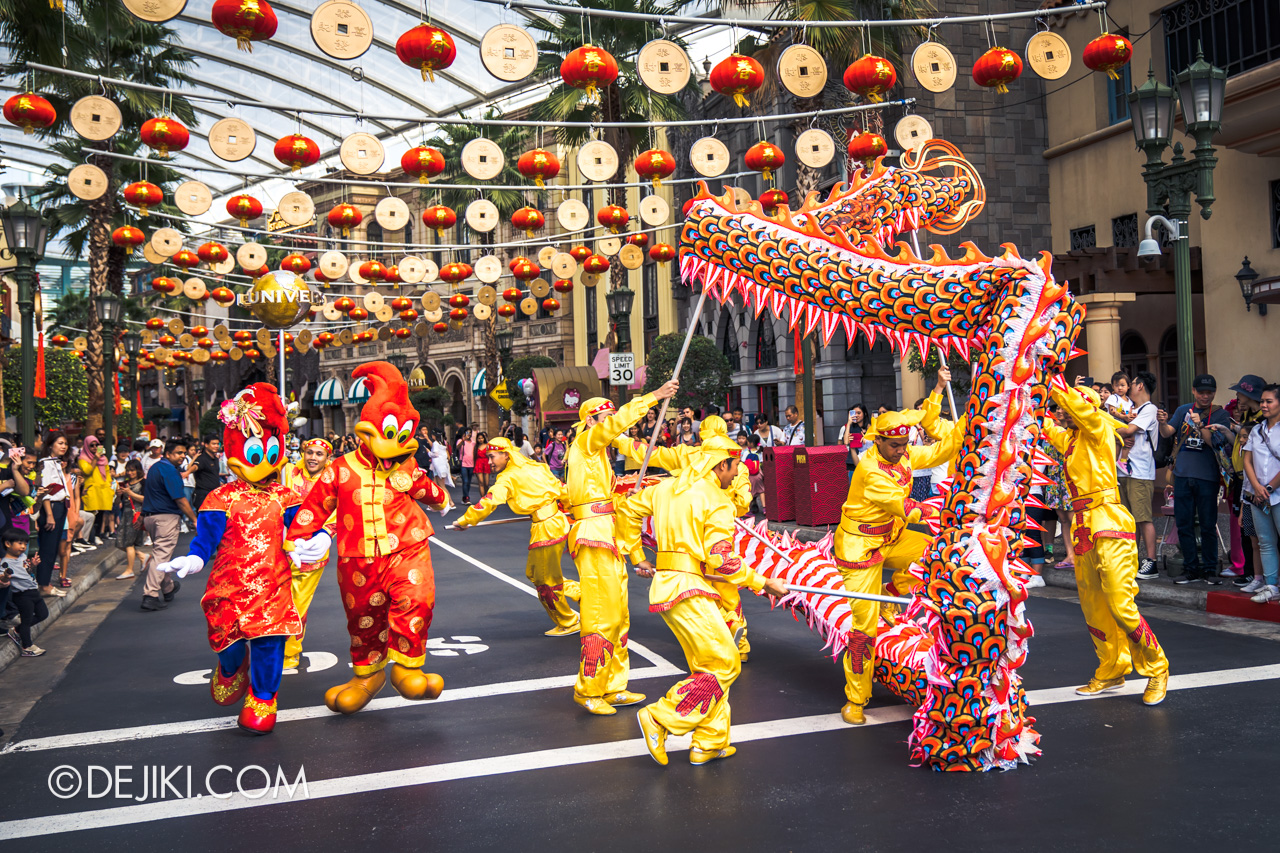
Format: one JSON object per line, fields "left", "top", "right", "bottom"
{"left": 833, "top": 392, "right": 965, "bottom": 568}
{"left": 612, "top": 436, "right": 753, "bottom": 517}
{"left": 565, "top": 392, "right": 658, "bottom": 555}
{"left": 1043, "top": 384, "right": 1135, "bottom": 555}
{"left": 617, "top": 473, "right": 766, "bottom": 612}
{"left": 78, "top": 458, "right": 114, "bottom": 512}
{"left": 456, "top": 459, "right": 569, "bottom": 549}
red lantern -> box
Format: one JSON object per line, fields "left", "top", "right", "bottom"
{"left": 327, "top": 203, "right": 362, "bottom": 237}
{"left": 496, "top": 304, "right": 517, "bottom": 320}
{"left": 744, "top": 141, "right": 785, "bottom": 181}
{"left": 710, "top": 53, "right": 765, "bottom": 108}
{"left": 422, "top": 204, "right": 456, "bottom": 238}
{"left": 633, "top": 148, "right": 676, "bottom": 190}
{"left": 390, "top": 296, "right": 413, "bottom": 311}
{"left": 146, "top": 318, "right": 166, "bottom": 330}
{"left": 50, "top": 334, "right": 69, "bottom": 347}
{"left": 401, "top": 146, "right": 445, "bottom": 184}
{"left": 233, "top": 330, "right": 253, "bottom": 342}
{"left": 393, "top": 327, "right": 412, "bottom": 339}
{"left": 972, "top": 46, "right": 1023, "bottom": 94}
{"left": 358, "top": 259, "right": 387, "bottom": 283}
{"left": 561, "top": 44, "right": 619, "bottom": 101}
{"left": 3, "top": 92, "right": 56, "bottom": 135}
{"left": 597, "top": 204, "right": 629, "bottom": 232}
{"left": 510, "top": 257, "right": 541, "bottom": 281}
{"left": 212, "top": 0, "right": 278, "bottom": 52}
{"left": 511, "top": 207, "right": 545, "bottom": 237}
{"left": 439, "top": 261, "right": 472, "bottom": 284}
{"left": 246, "top": 264, "right": 269, "bottom": 278}
{"left": 211, "top": 351, "right": 230, "bottom": 362}
{"left": 140, "top": 116, "right": 190, "bottom": 157}
{"left": 123, "top": 181, "right": 163, "bottom": 217}
{"left": 191, "top": 325, "right": 209, "bottom": 337}
{"left": 846, "top": 132, "right": 888, "bottom": 165}
{"left": 1083, "top": 33, "right": 1134, "bottom": 80}
{"left": 280, "top": 253, "right": 311, "bottom": 274}
{"left": 158, "top": 334, "right": 176, "bottom": 346}
{"left": 569, "top": 245, "right": 592, "bottom": 263}
{"left": 625, "top": 233, "right": 649, "bottom": 248}
{"left": 315, "top": 332, "right": 334, "bottom": 347}
{"left": 150, "top": 277, "right": 178, "bottom": 294}
{"left": 501, "top": 287, "right": 523, "bottom": 304}
{"left": 210, "top": 287, "right": 237, "bottom": 306}
{"left": 842, "top": 54, "right": 897, "bottom": 103}
{"left": 648, "top": 243, "right": 675, "bottom": 263}
{"left": 334, "top": 296, "right": 356, "bottom": 312}
{"left": 759, "top": 188, "right": 789, "bottom": 214}
{"left": 197, "top": 241, "right": 229, "bottom": 265}
{"left": 541, "top": 297, "right": 560, "bottom": 313}
{"left": 399, "top": 309, "right": 419, "bottom": 322}
{"left": 583, "top": 254, "right": 610, "bottom": 274}
{"left": 433, "top": 321, "right": 450, "bottom": 334}
{"left": 197, "top": 337, "right": 215, "bottom": 350}
{"left": 449, "top": 307, "right": 468, "bottom": 322}
{"left": 171, "top": 249, "right": 200, "bottom": 269}
{"left": 383, "top": 265, "right": 401, "bottom": 285}
{"left": 273, "top": 134, "right": 319, "bottom": 172}
{"left": 226, "top": 194, "right": 263, "bottom": 227}
{"left": 112, "top": 226, "right": 145, "bottom": 250}
{"left": 553, "top": 278, "right": 574, "bottom": 294}
{"left": 396, "top": 24, "right": 456, "bottom": 82}
{"left": 348, "top": 307, "right": 369, "bottom": 322}
{"left": 448, "top": 293, "right": 470, "bottom": 309}
{"left": 244, "top": 348, "right": 261, "bottom": 359}
{"left": 517, "top": 148, "right": 561, "bottom": 187}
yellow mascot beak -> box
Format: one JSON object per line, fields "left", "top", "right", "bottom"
{"left": 228, "top": 456, "right": 284, "bottom": 483}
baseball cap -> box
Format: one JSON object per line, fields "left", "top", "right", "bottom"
{"left": 148, "top": 438, "right": 164, "bottom": 449}
{"left": 1192, "top": 374, "right": 1217, "bottom": 391}
{"left": 1230, "top": 374, "right": 1265, "bottom": 401}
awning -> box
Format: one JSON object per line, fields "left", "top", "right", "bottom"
{"left": 347, "top": 376, "right": 370, "bottom": 405}
{"left": 532, "top": 366, "right": 603, "bottom": 419}
{"left": 471, "top": 368, "right": 487, "bottom": 398}
{"left": 315, "top": 377, "right": 344, "bottom": 407}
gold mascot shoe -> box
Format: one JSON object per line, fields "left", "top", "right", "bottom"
{"left": 637, "top": 708, "right": 668, "bottom": 766}
{"left": 545, "top": 620, "right": 580, "bottom": 637}
{"left": 1075, "top": 676, "right": 1126, "bottom": 696}
{"left": 1143, "top": 673, "right": 1168, "bottom": 706}
{"left": 574, "top": 695, "right": 617, "bottom": 716}
{"left": 325, "top": 670, "right": 387, "bottom": 715}
{"left": 841, "top": 702, "right": 866, "bottom": 726}
{"left": 689, "top": 746, "right": 736, "bottom": 765}
{"left": 388, "top": 663, "right": 444, "bottom": 700}
{"left": 604, "top": 690, "right": 646, "bottom": 706}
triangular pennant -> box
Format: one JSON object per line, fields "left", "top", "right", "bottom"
{"left": 786, "top": 298, "right": 803, "bottom": 333}
{"left": 862, "top": 322, "right": 879, "bottom": 349}
{"left": 803, "top": 303, "right": 822, "bottom": 338}
{"left": 1024, "top": 494, "right": 1049, "bottom": 510}
{"left": 1069, "top": 346, "right": 1087, "bottom": 360}
{"left": 840, "top": 314, "right": 856, "bottom": 347}
{"left": 955, "top": 336, "right": 972, "bottom": 362}
{"left": 820, "top": 311, "right": 840, "bottom": 347}
{"left": 769, "top": 290, "right": 787, "bottom": 318}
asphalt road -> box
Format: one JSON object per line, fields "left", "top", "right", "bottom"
{"left": 1, "top": 496, "right": 1278, "bottom": 852}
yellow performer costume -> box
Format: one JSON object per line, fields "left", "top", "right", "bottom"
{"left": 618, "top": 435, "right": 784, "bottom": 765}
{"left": 567, "top": 392, "right": 660, "bottom": 715}
{"left": 454, "top": 437, "right": 581, "bottom": 635}
{"left": 834, "top": 389, "right": 965, "bottom": 723}
{"left": 280, "top": 439, "right": 336, "bottom": 671}
{"left": 1042, "top": 383, "right": 1169, "bottom": 705}
{"left": 613, "top": 414, "right": 754, "bottom": 659}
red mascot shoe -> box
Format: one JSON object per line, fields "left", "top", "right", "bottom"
{"left": 210, "top": 655, "right": 249, "bottom": 707}
{"left": 238, "top": 688, "right": 278, "bottom": 735}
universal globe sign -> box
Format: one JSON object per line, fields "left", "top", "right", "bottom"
{"left": 237, "top": 270, "right": 318, "bottom": 328}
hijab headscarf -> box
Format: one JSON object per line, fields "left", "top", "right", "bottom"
{"left": 80, "top": 436, "right": 109, "bottom": 479}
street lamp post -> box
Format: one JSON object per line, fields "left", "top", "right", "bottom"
{"left": 1127, "top": 50, "right": 1226, "bottom": 405}
{"left": 605, "top": 284, "right": 635, "bottom": 403}
{"left": 0, "top": 198, "right": 49, "bottom": 448}
{"left": 123, "top": 329, "right": 142, "bottom": 441}
{"left": 192, "top": 375, "right": 206, "bottom": 431}
{"left": 496, "top": 324, "right": 514, "bottom": 370}
{"left": 94, "top": 292, "right": 122, "bottom": 451}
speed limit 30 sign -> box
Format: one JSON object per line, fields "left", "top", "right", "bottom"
{"left": 609, "top": 352, "right": 635, "bottom": 385}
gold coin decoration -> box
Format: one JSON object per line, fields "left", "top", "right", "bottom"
{"left": 322, "top": 302, "right": 342, "bottom": 321}
{"left": 690, "top": 137, "right": 731, "bottom": 177}
{"left": 519, "top": 296, "right": 538, "bottom": 316}
{"left": 461, "top": 138, "right": 504, "bottom": 181}
{"left": 729, "top": 186, "right": 752, "bottom": 207}
{"left": 639, "top": 195, "right": 669, "bottom": 226}
{"left": 150, "top": 227, "right": 183, "bottom": 257}
{"left": 795, "top": 128, "right": 836, "bottom": 168}
{"left": 191, "top": 348, "right": 211, "bottom": 364}
{"left": 67, "top": 164, "right": 109, "bottom": 201}
{"left": 423, "top": 308, "right": 443, "bottom": 323}
{"left": 1026, "top": 31, "right": 1072, "bottom": 80}
{"left": 213, "top": 256, "right": 236, "bottom": 276}
{"left": 140, "top": 330, "right": 156, "bottom": 345}
{"left": 257, "top": 328, "right": 272, "bottom": 348}
{"left": 208, "top": 117, "right": 256, "bottom": 162}
{"left": 598, "top": 236, "right": 621, "bottom": 256}
{"left": 556, "top": 198, "right": 589, "bottom": 232}
{"left": 777, "top": 44, "right": 828, "bottom": 98}
{"left": 218, "top": 338, "right": 233, "bottom": 352}
{"left": 362, "top": 291, "right": 385, "bottom": 312}
{"left": 398, "top": 256, "right": 427, "bottom": 284}
{"left": 178, "top": 332, "right": 196, "bottom": 349}
{"left": 236, "top": 242, "right": 267, "bottom": 269}
{"left": 551, "top": 252, "right": 577, "bottom": 278}
{"left": 480, "top": 24, "right": 538, "bottom": 82}
{"left": 70, "top": 96, "right": 122, "bottom": 141}
{"left": 261, "top": 342, "right": 277, "bottom": 358}
{"left": 577, "top": 140, "right": 619, "bottom": 182}
{"left": 121, "top": 0, "right": 185, "bottom": 23}
{"left": 340, "top": 132, "right": 384, "bottom": 174}
{"left": 476, "top": 286, "right": 497, "bottom": 306}
{"left": 581, "top": 272, "right": 602, "bottom": 288}
{"left": 338, "top": 329, "right": 354, "bottom": 345}
{"left": 310, "top": 0, "right": 374, "bottom": 60}
{"left": 175, "top": 181, "right": 212, "bottom": 216}
{"left": 230, "top": 347, "right": 243, "bottom": 361}
{"left": 473, "top": 303, "right": 493, "bottom": 320}
{"left": 419, "top": 257, "right": 439, "bottom": 283}
{"left": 465, "top": 199, "right": 500, "bottom": 233}
{"left": 894, "top": 115, "right": 934, "bottom": 153}
{"left": 182, "top": 278, "right": 207, "bottom": 300}
{"left": 295, "top": 329, "right": 311, "bottom": 351}
{"left": 142, "top": 244, "right": 167, "bottom": 266}
{"left": 537, "top": 246, "right": 556, "bottom": 268}
{"left": 319, "top": 250, "right": 349, "bottom": 280}
{"left": 277, "top": 191, "right": 316, "bottom": 227}
{"left": 348, "top": 262, "right": 369, "bottom": 285}
{"left": 152, "top": 347, "right": 170, "bottom": 362}
{"left": 619, "top": 244, "right": 644, "bottom": 269}
{"left": 636, "top": 39, "right": 691, "bottom": 94}
{"left": 421, "top": 291, "right": 441, "bottom": 311}
{"left": 375, "top": 305, "right": 394, "bottom": 322}
{"left": 474, "top": 256, "right": 502, "bottom": 283}
{"left": 911, "top": 41, "right": 957, "bottom": 93}
{"left": 168, "top": 318, "right": 185, "bottom": 335}
{"left": 374, "top": 196, "right": 410, "bottom": 231}
{"left": 530, "top": 278, "right": 551, "bottom": 298}
{"left": 213, "top": 324, "right": 231, "bottom": 340}
{"left": 414, "top": 323, "right": 429, "bottom": 337}
{"left": 73, "top": 336, "right": 88, "bottom": 351}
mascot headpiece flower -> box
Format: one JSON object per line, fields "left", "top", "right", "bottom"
{"left": 219, "top": 383, "right": 289, "bottom": 483}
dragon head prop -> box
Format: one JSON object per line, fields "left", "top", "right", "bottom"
{"left": 219, "top": 383, "right": 290, "bottom": 484}
{"left": 352, "top": 361, "right": 419, "bottom": 468}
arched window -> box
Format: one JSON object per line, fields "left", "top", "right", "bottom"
{"left": 365, "top": 221, "right": 384, "bottom": 263}
{"left": 719, "top": 308, "right": 739, "bottom": 371}
{"left": 755, "top": 315, "right": 777, "bottom": 369}
{"left": 1120, "top": 330, "right": 1147, "bottom": 385}
{"left": 1159, "top": 326, "right": 1180, "bottom": 409}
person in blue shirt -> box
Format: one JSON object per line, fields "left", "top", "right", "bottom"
{"left": 139, "top": 439, "right": 197, "bottom": 611}
{"left": 1158, "top": 374, "right": 1231, "bottom": 584}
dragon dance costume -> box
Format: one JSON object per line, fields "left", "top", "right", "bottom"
{"left": 286, "top": 362, "right": 453, "bottom": 715}
{"left": 280, "top": 439, "right": 336, "bottom": 670}
{"left": 1043, "top": 383, "right": 1168, "bottom": 704}
{"left": 566, "top": 392, "right": 658, "bottom": 715}
{"left": 455, "top": 437, "right": 581, "bottom": 635}
{"left": 618, "top": 435, "right": 771, "bottom": 765}
{"left": 834, "top": 391, "right": 966, "bottom": 721}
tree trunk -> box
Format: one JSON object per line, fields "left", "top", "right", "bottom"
{"left": 83, "top": 169, "right": 114, "bottom": 433}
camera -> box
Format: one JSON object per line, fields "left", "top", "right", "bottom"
{"left": 1183, "top": 435, "right": 1204, "bottom": 451}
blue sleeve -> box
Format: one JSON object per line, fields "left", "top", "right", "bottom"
{"left": 163, "top": 465, "right": 186, "bottom": 502}
{"left": 189, "top": 510, "right": 227, "bottom": 563}
{"left": 283, "top": 505, "right": 299, "bottom": 527}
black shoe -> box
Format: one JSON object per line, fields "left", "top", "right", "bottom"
{"left": 140, "top": 595, "right": 167, "bottom": 611}
{"left": 1233, "top": 575, "right": 1252, "bottom": 587}
{"left": 1204, "top": 576, "right": 1222, "bottom": 586}
{"left": 1137, "top": 559, "right": 1159, "bottom": 580}
{"left": 163, "top": 580, "right": 181, "bottom": 603}
{"left": 1174, "top": 575, "right": 1202, "bottom": 585}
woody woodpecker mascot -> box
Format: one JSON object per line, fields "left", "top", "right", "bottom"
{"left": 287, "top": 362, "right": 454, "bottom": 715}
{"left": 158, "top": 384, "right": 302, "bottom": 735}
{"left": 280, "top": 438, "right": 336, "bottom": 671}
{"left": 834, "top": 367, "right": 966, "bottom": 726}
{"left": 452, "top": 437, "right": 581, "bottom": 635}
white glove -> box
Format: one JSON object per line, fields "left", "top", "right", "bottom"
{"left": 159, "top": 554, "right": 205, "bottom": 578}
{"left": 290, "top": 531, "right": 331, "bottom": 567}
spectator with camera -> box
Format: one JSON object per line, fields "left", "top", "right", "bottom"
{"left": 1118, "top": 372, "right": 1162, "bottom": 580}
{"left": 1242, "top": 384, "right": 1280, "bottom": 602}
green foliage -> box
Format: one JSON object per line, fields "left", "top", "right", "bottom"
{"left": 47, "top": 292, "right": 151, "bottom": 337}
{"left": 2, "top": 347, "right": 88, "bottom": 427}
{"left": 116, "top": 409, "right": 143, "bottom": 441}
{"left": 422, "top": 113, "right": 531, "bottom": 227}
{"left": 906, "top": 346, "right": 973, "bottom": 401}
{"left": 504, "top": 355, "right": 557, "bottom": 416}
{"left": 198, "top": 408, "right": 222, "bottom": 439}
{"left": 143, "top": 406, "right": 173, "bottom": 423}
{"left": 411, "top": 387, "right": 452, "bottom": 432}
{"left": 643, "top": 334, "right": 732, "bottom": 411}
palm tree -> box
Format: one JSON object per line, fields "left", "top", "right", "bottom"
{"left": 0, "top": 0, "right": 195, "bottom": 432}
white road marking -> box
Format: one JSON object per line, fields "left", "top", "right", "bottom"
{"left": 3, "top": 663, "right": 1277, "bottom": 840}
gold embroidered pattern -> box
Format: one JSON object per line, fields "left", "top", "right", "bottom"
{"left": 211, "top": 670, "right": 246, "bottom": 703}
{"left": 358, "top": 615, "right": 374, "bottom": 629}
{"left": 243, "top": 691, "right": 276, "bottom": 715}
{"left": 370, "top": 592, "right": 387, "bottom": 606}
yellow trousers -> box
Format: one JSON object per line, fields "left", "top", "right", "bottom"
{"left": 573, "top": 545, "right": 631, "bottom": 700}
{"left": 648, "top": 593, "right": 740, "bottom": 752}
{"left": 838, "top": 528, "right": 931, "bottom": 706}
{"left": 1076, "top": 535, "right": 1169, "bottom": 680}
{"left": 528, "top": 542, "right": 580, "bottom": 630}
{"left": 284, "top": 566, "right": 325, "bottom": 669}
{"left": 711, "top": 580, "right": 749, "bottom": 658}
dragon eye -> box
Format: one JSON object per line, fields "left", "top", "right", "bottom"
{"left": 243, "top": 437, "right": 264, "bottom": 466}
{"left": 265, "top": 437, "right": 280, "bottom": 465}
{"left": 381, "top": 414, "right": 398, "bottom": 440}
